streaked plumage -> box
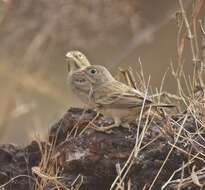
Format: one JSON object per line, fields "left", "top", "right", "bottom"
{"left": 71, "top": 65, "right": 174, "bottom": 128}
{"left": 66, "top": 51, "right": 92, "bottom": 104}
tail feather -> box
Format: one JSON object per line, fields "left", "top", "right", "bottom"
{"left": 151, "top": 104, "right": 175, "bottom": 108}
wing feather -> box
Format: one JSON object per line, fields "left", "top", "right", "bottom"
{"left": 94, "top": 81, "right": 152, "bottom": 108}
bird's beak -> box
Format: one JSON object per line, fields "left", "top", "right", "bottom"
{"left": 72, "top": 69, "right": 86, "bottom": 80}
{"left": 65, "top": 52, "right": 79, "bottom": 72}
{"left": 65, "top": 52, "right": 73, "bottom": 59}
{"left": 76, "top": 69, "right": 86, "bottom": 75}
{"left": 65, "top": 52, "right": 77, "bottom": 63}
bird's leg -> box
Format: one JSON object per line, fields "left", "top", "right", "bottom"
{"left": 120, "top": 122, "right": 131, "bottom": 129}
{"left": 90, "top": 117, "right": 122, "bottom": 133}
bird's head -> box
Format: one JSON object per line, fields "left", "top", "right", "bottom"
{"left": 73, "top": 65, "right": 115, "bottom": 87}
{"left": 66, "top": 50, "right": 91, "bottom": 73}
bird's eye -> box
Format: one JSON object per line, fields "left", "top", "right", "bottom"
{"left": 89, "top": 68, "right": 97, "bottom": 75}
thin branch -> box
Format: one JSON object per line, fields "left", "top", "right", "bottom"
{"left": 179, "top": 0, "right": 204, "bottom": 88}
{"left": 148, "top": 114, "right": 188, "bottom": 190}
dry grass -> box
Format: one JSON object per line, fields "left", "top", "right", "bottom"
{"left": 0, "top": 0, "right": 205, "bottom": 190}
{"left": 25, "top": 0, "right": 205, "bottom": 189}
{"left": 110, "top": 0, "right": 205, "bottom": 189}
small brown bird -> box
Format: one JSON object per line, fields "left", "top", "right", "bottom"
{"left": 66, "top": 50, "right": 91, "bottom": 73}
{"left": 66, "top": 50, "right": 92, "bottom": 104}
{"left": 71, "top": 65, "right": 174, "bottom": 130}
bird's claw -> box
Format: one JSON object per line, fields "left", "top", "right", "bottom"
{"left": 90, "top": 123, "right": 119, "bottom": 134}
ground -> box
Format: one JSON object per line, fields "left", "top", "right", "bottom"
{"left": 0, "top": 107, "right": 205, "bottom": 190}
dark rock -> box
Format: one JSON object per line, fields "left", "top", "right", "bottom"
{"left": 1, "top": 107, "right": 205, "bottom": 189}
{"left": 0, "top": 141, "right": 42, "bottom": 190}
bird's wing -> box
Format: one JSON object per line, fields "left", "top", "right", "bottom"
{"left": 94, "top": 82, "right": 152, "bottom": 108}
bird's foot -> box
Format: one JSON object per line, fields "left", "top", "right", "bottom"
{"left": 120, "top": 122, "right": 131, "bottom": 129}
{"left": 90, "top": 123, "right": 119, "bottom": 134}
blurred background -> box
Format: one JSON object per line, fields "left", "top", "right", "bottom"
{"left": 0, "top": 0, "right": 204, "bottom": 144}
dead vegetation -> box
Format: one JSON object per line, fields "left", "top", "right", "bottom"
{"left": 1, "top": 0, "right": 205, "bottom": 190}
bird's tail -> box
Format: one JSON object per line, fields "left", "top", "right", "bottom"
{"left": 151, "top": 104, "right": 175, "bottom": 108}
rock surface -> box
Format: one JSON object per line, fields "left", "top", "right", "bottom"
{"left": 0, "top": 107, "right": 205, "bottom": 189}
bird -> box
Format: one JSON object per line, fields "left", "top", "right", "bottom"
{"left": 66, "top": 50, "right": 92, "bottom": 104}
{"left": 70, "top": 65, "right": 174, "bottom": 131}
{"left": 66, "top": 50, "right": 91, "bottom": 73}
